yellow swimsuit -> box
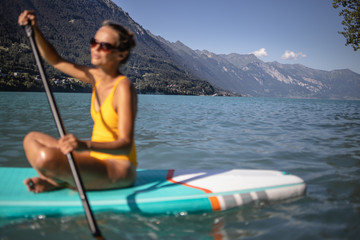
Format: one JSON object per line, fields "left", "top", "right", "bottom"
{"left": 89, "top": 76, "right": 137, "bottom": 166}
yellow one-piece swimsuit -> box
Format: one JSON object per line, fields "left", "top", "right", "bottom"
{"left": 89, "top": 76, "right": 137, "bottom": 166}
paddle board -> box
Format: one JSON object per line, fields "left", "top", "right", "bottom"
{"left": 0, "top": 167, "right": 306, "bottom": 218}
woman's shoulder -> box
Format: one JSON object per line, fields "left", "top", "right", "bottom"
{"left": 116, "top": 75, "right": 133, "bottom": 87}
{"left": 115, "top": 75, "right": 136, "bottom": 95}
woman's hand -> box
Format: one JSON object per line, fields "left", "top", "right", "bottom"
{"left": 58, "top": 134, "right": 88, "bottom": 154}
{"left": 18, "top": 10, "right": 37, "bottom": 27}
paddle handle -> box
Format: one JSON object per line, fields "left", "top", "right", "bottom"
{"left": 24, "top": 24, "right": 104, "bottom": 239}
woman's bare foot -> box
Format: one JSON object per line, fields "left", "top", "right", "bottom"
{"left": 24, "top": 177, "right": 65, "bottom": 193}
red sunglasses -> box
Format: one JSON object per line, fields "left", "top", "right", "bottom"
{"left": 90, "top": 38, "right": 117, "bottom": 52}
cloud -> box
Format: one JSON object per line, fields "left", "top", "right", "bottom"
{"left": 251, "top": 48, "right": 268, "bottom": 58}
{"left": 281, "top": 50, "right": 306, "bottom": 60}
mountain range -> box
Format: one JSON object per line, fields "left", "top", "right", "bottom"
{"left": 1, "top": 0, "right": 359, "bottom": 99}
{"left": 156, "top": 36, "right": 360, "bottom": 99}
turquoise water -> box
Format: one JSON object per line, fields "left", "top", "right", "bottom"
{"left": 0, "top": 92, "right": 359, "bottom": 239}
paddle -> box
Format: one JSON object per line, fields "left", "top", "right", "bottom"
{"left": 24, "top": 24, "right": 105, "bottom": 240}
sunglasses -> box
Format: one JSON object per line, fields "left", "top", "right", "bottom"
{"left": 90, "top": 38, "right": 117, "bottom": 52}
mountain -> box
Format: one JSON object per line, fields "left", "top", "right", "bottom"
{"left": 0, "top": 0, "right": 223, "bottom": 95}
{"left": 1, "top": 0, "right": 359, "bottom": 99}
{"left": 158, "top": 36, "right": 360, "bottom": 99}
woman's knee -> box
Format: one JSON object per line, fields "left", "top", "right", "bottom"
{"left": 32, "top": 148, "right": 55, "bottom": 170}
{"left": 25, "top": 143, "right": 63, "bottom": 174}
{"left": 106, "top": 159, "right": 136, "bottom": 187}
{"left": 23, "top": 132, "right": 46, "bottom": 166}
{"left": 23, "top": 131, "right": 40, "bottom": 148}
{"left": 23, "top": 131, "right": 58, "bottom": 150}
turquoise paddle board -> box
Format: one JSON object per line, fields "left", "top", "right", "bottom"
{"left": 0, "top": 167, "right": 306, "bottom": 218}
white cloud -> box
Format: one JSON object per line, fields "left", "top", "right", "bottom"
{"left": 281, "top": 50, "right": 306, "bottom": 60}
{"left": 251, "top": 48, "right": 268, "bottom": 58}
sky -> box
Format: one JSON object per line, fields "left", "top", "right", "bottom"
{"left": 113, "top": 0, "right": 360, "bottom": 74}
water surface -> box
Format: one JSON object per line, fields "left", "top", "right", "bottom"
{"left": 0, "top": 92, "right": 359, "bottom": 239}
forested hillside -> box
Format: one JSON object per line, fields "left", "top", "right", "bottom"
{"left": 0, "top": 0, "right": 229, "bottom": 95}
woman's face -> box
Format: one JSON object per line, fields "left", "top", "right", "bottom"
{"left": 90, "top": 26, "right": 121, "bottom": 67}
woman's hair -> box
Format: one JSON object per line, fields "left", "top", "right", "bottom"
{"left": 102, "top": 20, "right": 136, "bottom": 65}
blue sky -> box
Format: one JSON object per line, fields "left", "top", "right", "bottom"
{"left": 114, "top": 0, "right": 360, "bottom": 74}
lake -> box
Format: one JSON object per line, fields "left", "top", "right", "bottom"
{"left": 0, "top": 92, "right": 359, "bottom": 239}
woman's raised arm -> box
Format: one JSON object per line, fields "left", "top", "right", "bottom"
{"left": 18, "top": 10, "right": 94, "bottom": 84}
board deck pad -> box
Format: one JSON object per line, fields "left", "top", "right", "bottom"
{"left": 0, "top": 167, "right": 306, "bottom": 218}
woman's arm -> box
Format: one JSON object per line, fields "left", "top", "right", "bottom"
{"left": 18, "top": 10, "right": 94, "bottom": 84}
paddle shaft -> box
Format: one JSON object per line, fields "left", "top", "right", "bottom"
{"left": 24, "top": 24, "right": 104, "bottom": 239}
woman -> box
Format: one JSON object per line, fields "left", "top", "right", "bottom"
{"left": 18, "top": 10, "right": 138, "bottom": 193}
